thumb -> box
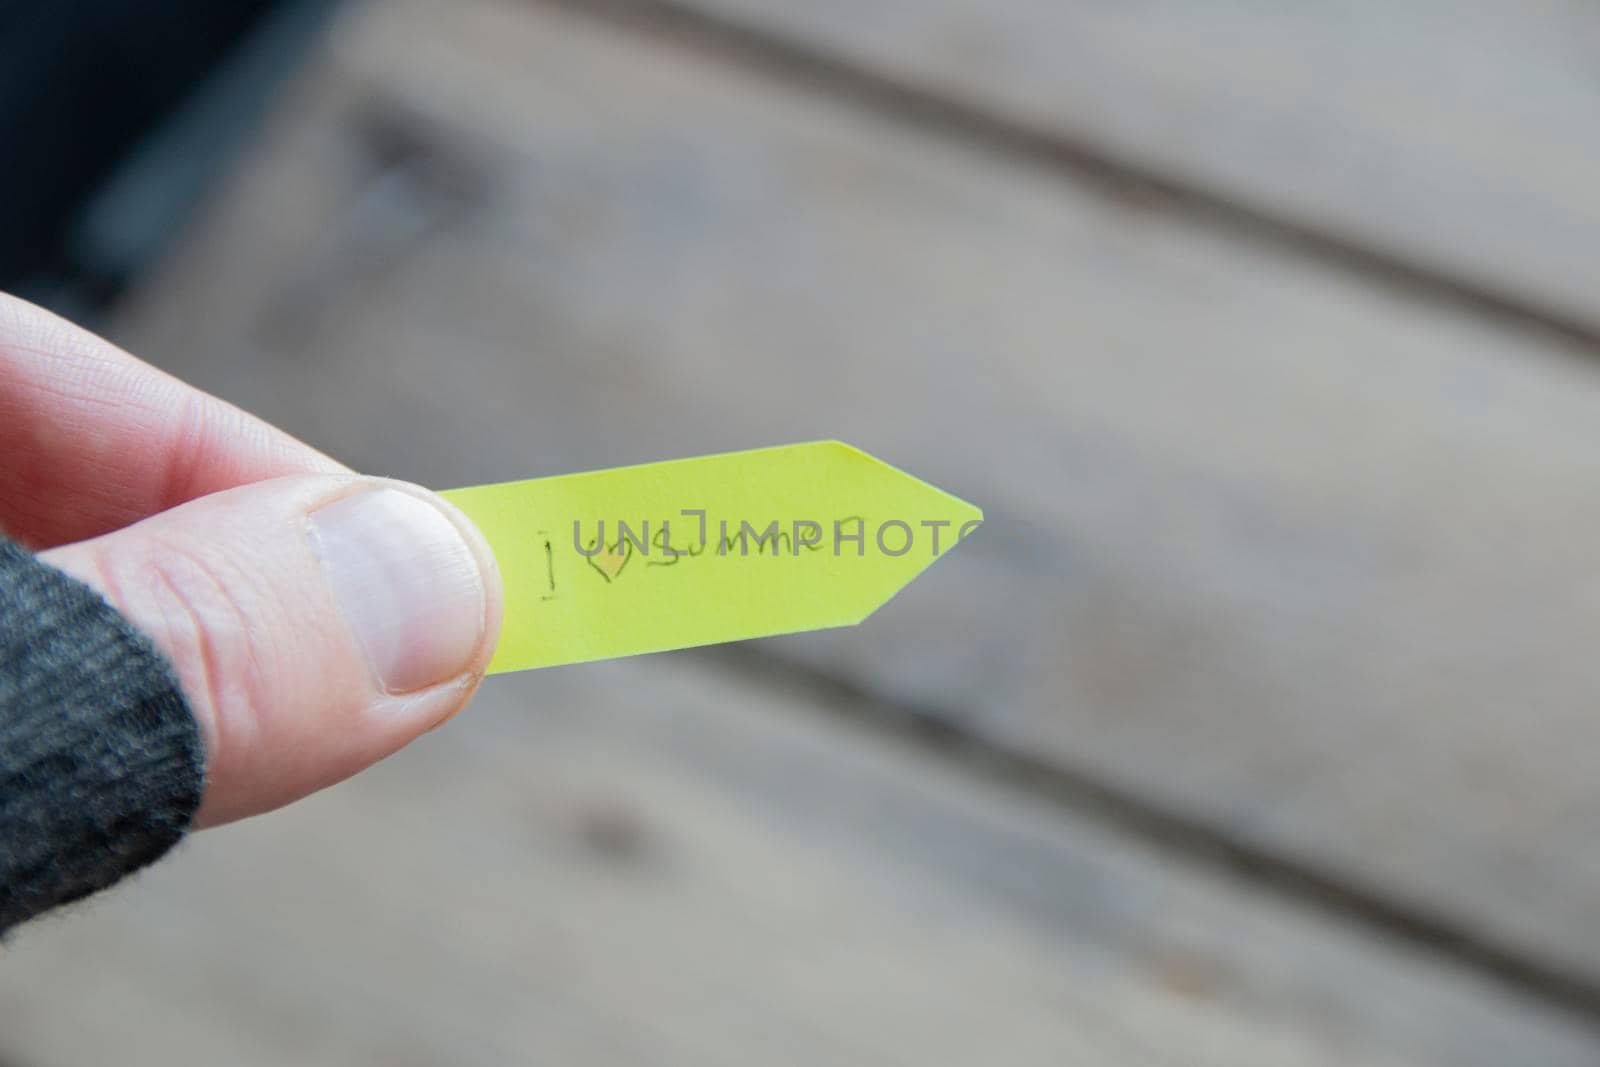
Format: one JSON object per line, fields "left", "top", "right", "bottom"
{"left": 42, "top": 474, "right": 503, "bottom": 827}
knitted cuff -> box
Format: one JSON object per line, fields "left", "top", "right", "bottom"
{"left": 0, "top": 537, "right": 204, "bottom": 933}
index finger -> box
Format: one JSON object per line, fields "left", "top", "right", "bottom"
{"left": 0, "top": 292, "right": 347, "bottom": 548}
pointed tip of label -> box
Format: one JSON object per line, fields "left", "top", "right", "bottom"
{"left": 819, "top": 439, "right": 982, "bottom": 526}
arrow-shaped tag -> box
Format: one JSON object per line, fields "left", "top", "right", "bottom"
{"left": 440, "top": 441, "right": 981, "bottom": 673}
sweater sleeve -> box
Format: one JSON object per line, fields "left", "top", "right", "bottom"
{"left": 0, "top": 536, "right": 204, "bottom": 934}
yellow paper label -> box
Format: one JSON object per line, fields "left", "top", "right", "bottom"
{"left": 440, "top": 441, "right": 981, "bottom": 673}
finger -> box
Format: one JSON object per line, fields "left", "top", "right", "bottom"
{"left": 0, "top": 291, "right": 345, "bottom": 548}
{"left": 42, "top": 474, "right": 503, "bottom": 827}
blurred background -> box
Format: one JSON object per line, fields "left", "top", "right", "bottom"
{"left": 6, "top": 0, "right": 1600, "bottom": 1063}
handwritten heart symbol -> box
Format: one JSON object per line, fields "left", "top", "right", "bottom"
{"left": 586, "top": 537, "right": 632, "bottom": 583}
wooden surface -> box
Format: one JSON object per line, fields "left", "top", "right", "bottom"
{"left": 9, "top": 0, "right": 1600, "bottom": 1061}
{"left": 2, "top": 661, "right": 1594, "bottom": 1065}
{"left": 674, "top": 0, "right": 1600, "bottom": 336}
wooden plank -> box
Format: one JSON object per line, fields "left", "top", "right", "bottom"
{"left": 649, "top": 0, "right": 1600, "bottom": 335}
{"left": 109, "top": 0, "right": 1600, "bottom": 994}
{"left": 2, "top": 659, "right": 1595, "bottom": 1065}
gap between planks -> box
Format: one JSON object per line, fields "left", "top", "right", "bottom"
{"left": 101, "top": 0, "right": 1600, "bottom": 1038}
{"left": 510, "top": 0, "right": 1600, "bottom": 1028}
{"left": 700, "top": 640, "right": 1600, "bottom": 1033}
{"left": 535, "top": 0, "right": 1600, "bottom": 361}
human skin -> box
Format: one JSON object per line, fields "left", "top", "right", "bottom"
{"left": 0, "top": 291, "right": 503, "bottom": 826}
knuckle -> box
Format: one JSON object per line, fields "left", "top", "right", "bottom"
{"left": 99, "top": 541, "right": 271, "bottom": 748}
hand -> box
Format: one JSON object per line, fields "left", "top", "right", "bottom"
{"left": 0, "top": 293, "right": 503, "bottom": 826}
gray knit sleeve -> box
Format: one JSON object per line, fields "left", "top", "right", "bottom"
{"left": 0, "top": 536, "right": 204, "bottom": 933}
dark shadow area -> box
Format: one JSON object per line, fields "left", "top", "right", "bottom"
{"left": 0, "top": 0, "right": 335, "bottom": 319}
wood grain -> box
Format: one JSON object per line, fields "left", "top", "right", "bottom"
{"left": 104, "top": 0, "right": 1600, "bottom": 1008}
{"left": 657, "top": 0, "right": 1600, "bottom": 335}
{"left": 2, "top": 659, "right": 1593, "bottom": 1064}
